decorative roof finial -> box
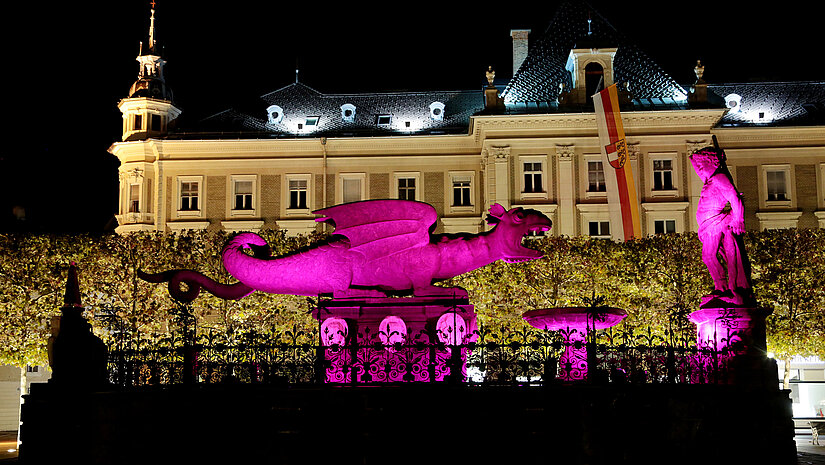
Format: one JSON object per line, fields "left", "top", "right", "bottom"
{"left": 486, "top": 66, "right": 496, "bottom": 87}
{"left": 694, "top": 60, "right": 705, "bottom": 82}
{"left": 587, "top": 12, "right": 592, "bottom": 36}
{"left": 148, "top": 1, "right": 157, "bottom": 55}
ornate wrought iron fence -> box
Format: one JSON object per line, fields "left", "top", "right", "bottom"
{"left": 104, "top": 323, "right": 735, "bottom": 387}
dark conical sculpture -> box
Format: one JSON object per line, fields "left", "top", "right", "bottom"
{"left": 49, "top": 262, "right": 109, "bottom": 389}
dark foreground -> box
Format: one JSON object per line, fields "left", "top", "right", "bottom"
{"left": 19, "top": 383, "right": 796, "bottom": 464}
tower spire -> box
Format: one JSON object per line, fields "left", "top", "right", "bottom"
{"left": 148, "top": 1, "right": 157, "bottom": 54}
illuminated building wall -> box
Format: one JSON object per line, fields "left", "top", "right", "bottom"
{"left": 109, "top": 3, "right": 825, "bottom": 237}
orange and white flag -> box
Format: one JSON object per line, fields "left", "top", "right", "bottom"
{"left": 593, "top": 84, "right": 641, "bottom": 240}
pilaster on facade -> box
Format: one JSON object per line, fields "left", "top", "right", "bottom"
{"left": 555, "top": 144, "right": 576, "bottom": 236}
{"left": 483, "top": 145, "right": 512, "bottom": 210}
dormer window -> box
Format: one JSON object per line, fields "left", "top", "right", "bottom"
{"left": 429, "top": 102, "right": 445, "bottom": 120}
{"left": 305, "top": 116, "right": 319, "bottom": 127}
{"left": 266, "top": 105, "right": 284, "bottom": 124}
{"left": 376, "top": 115, "right": 392, "bottom": 127}
{"left": 341, "top": 104, "right": 356, "bottom": 122}
{"left": 725, "top": 94, "right": 742, "bottom": 113}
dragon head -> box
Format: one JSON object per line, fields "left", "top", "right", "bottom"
{"left": 486, "top": 204, "right": 552, "bottom": 263}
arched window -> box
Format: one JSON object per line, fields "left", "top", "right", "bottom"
{"left": 429, "top": 101, "right": 445, "bottom": 121}
{"left": 266, "top": 105, "right": 284, "bottom": 124}
{"left": 585, "top": 62, "right": 604, "bottom": 102}
{"left": 341, "top": 103, "right": 356, "bottom": 122}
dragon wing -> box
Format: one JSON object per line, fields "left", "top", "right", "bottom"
{"left": 314, "top": 200, "right": 437, "bottom": 261}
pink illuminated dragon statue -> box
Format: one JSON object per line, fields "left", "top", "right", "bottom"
{"left": 140, "top": 200, "right": 552, "bottom": 301}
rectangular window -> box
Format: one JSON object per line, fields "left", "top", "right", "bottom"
{"left": 588, "top": 221, "right": 610, "bottom": 237}
{"left": 766, "top": 170, "right": 788, "bottom": 201}
{"left": 342, "top": 177, "right": 362, "bottom": 204}
{"left": 654, "top": 219, "right": 676, "bottom": 234}
{"left": 653, "top": 160, "right": 674, "bottom": 191}
{"left": 180, "top": 181, "right": 199, "bottom": 211}
{"left": 398, "top": 177, "right": 416, "bottom": 200}
{"left": 128, "top": 184, "right": 140, "bottom": 213}
{"left": 376, "top": 115, "right": 392, "bottom": 126}
{"left": 151, "top": 114, "right": 162, "bottom": 131}
{"left": 234, "top": 180, "right": 253, "bottom": 210}
{"left": 523, "top": 162, "right": 543, "bottom": 193}
{"left": 133, "top": 114, "right": 143, "bottom": 131}
{"left": 288, "top": 179, "right": 308, "bottom": 209}
{"left": 305, "top": 117, "right": 319, "bottom": 127}
{"left": 588, "top": 161, "right": 606, "bottom": 192}
{"left": 452, "top": 176, "right": 472, "bottom": 207}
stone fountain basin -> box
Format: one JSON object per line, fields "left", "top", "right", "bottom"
{"left": 523, "top": 307, "right": 627, "bottom": 331}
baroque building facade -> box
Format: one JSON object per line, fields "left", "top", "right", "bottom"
{"left": 109, "top": 3, "right": 825, "bottom": 237}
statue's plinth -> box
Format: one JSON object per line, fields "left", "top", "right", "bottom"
{"left": 689, "top": 306, "right": 775, "bottom": 386}
{"left": 312, "top": 295, "right": 477, "bottom": 383}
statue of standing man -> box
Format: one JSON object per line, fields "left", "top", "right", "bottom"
{"left": 689, "top": 143, "right": 755, "bottom": 308}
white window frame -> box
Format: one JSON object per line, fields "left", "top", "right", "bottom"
{"left": 229, "top": 174, "right": 258, "bottom": 218}
{"left": 305, "top": 116, "right": 320, "bottom": 128}
{"left": 128, "top": 183, "right": 141, "bottom": 213}
{"left": 519, "top": 156, "right": 548, "bottom": 200}
{"left": 642, "top": 202, "right": 688, "bottom": 236}
{"left": 132, "top": 113, "right": 144, "bottom": 131}
{"left": 577, "top": 204, "right": 611, "bottom": 239}
{"left": 761, "top": 164, "right": 792, "bottom": 208}
{"left": 393, "top": 172, "right": 421, "bottom": 201}
{"left": 338, "top": 173, "right": 366, "bottom": 204}
{"left": 429, "top": 101, "right": 445, "bottom": 121}
{"left": 449, "top": 171, "right": 475, "bottom": 213}
{"left": 376, "top": 115, "right": 392, "bottom": 127}
{"left": 341, "top": 103, "right": 356, "bottom": 123}
{"left": 175, "top": 175, "right": 203, "bottom": 219}
{"left": 285, "top": 174, "right": 312, "bottom": 215}
{"left": 649, "top": 152, "right": 679, "bottom": 197}
{"left": 584, "top": 155, "right": 608, "bottom": 199}
{"left": 587, "top": 220, "right": 611, "bottom": 238}
{"left": 653, "top": 219, "right": 677, "bottom": 234}
{"left": 266, "top": 105, "right": 284, "bottom": 125}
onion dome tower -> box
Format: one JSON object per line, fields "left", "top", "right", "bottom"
{"left": 118, "top": 2, "right": 181, "bottom": 141}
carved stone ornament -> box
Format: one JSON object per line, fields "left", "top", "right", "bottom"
{"left": 489, "top": 145, "right": 511, "bottom": 162}
{"left": 555, "top": 145, "right": 575, "bottom": 160}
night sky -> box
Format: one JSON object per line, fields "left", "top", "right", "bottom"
{"left": 3, "top": 1, "right": 820, "bottom": 233}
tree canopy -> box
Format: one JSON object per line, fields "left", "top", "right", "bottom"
{"left": 0, "top": 228, "right": 822, "bottom": 368}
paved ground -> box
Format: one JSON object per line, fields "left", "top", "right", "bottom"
{"left": 0, "top": 430, "right": 822, "bottom": 463}
{"left": 797, "top": 434, "right": 825, "bottom": 465}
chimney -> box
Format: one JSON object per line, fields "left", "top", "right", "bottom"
{"left": 510, "top": 29, "right": 531, "bottom": 77}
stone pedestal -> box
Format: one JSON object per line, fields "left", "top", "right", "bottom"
{"left": 689, "top": 307, "right": 774, "bottom": 386}
{"left": 689, "top": 307, "right": 768, "bottom": 354}
{"left": 313, "top": 296, "right": 477, "bottom": 383}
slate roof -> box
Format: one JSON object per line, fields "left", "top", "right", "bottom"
{"left": 194, "top": 82, "right": 484, "bottom": 138}
{"left": 709, "top": 81, "right": 825, "bottom": 126}
{"left": 501, "top": 0, "right": 687, "bottom": 106}
{"left": 174, "top": 2, "right": 823, "bottom": 140}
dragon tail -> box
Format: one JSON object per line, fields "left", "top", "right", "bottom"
{"left": 137, "top": 269, "right": 254, "bottom": 302}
